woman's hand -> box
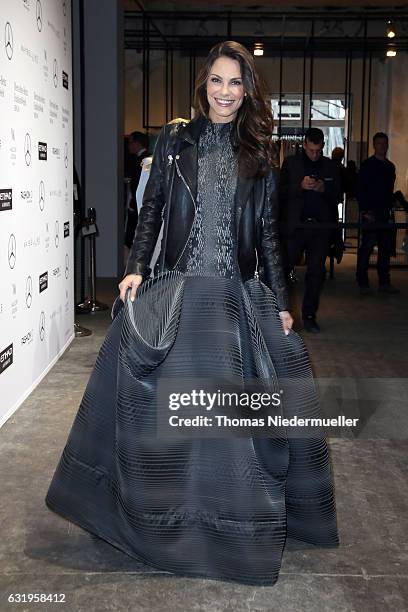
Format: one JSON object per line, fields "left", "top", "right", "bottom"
{"left": 279, "top": 310, "right": 293, "bottom": 336}
{"left": 118, "top": 274, "right": 143, "bottom": 302}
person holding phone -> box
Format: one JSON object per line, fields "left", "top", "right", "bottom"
{"left": 280, "top": 128, "right": 341, "bottom": 332}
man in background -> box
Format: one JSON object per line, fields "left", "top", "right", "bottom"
{"left": 280, "top": 128, "right": 341, "bottom": 333}
{"left": 124, "top": 131, "right": 150, "bottom": 252}
{"left": 356, "top": 132, "right": 399, "bottom": 295}
{"left": 332, "top": 146, "right": 347, "bottom": 197}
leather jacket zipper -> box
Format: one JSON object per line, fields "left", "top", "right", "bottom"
{"left": 254, "top": 217, "right": 263, "bottom": 279}
{"left": 170, "top": 156, "right": 197, "bottom": 269}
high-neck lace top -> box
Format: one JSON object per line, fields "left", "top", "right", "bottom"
{"left": 176, "top": 117, "right": 240, "bottom": 278}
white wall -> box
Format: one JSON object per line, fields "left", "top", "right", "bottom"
{"left": 384, "top": 52, "right": 408, "bottom": 194}
{"left": 0, "top": 0, "right": 74, "bottom": 426}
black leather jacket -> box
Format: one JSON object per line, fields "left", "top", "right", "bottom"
{"left": 125, "top": 114, "right": 290, "bottom": 312}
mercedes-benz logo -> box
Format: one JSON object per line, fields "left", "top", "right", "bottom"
{"left": 64, "top": 253, "right": 69, "bottom": 279}
{"left": 39, "top": 311, "right": 45, "bottom": 341}
{"left": 25, "top": 275, "right": 33, "bottom": 308}
{"left": 8, "top": 234, "right": 16, "bottom": 269}
{"left": 24, "top": 133, "right": 31, "bottom": 166}
{"left": 39, "top": 180, "right": 45, "bottom": 211}
{"left": 64, "top": 142, "right": 68, "bottom": 168}
{"left": 5, "top": 22, "right": 13, "bottom": 61}
{"left": 53, "top": 58, "right": 58, "bottom": 88}
{"left": 36, "top": 1, "right": 43, "bottom": 32}
{"left": 54, "top": 220, "right": 60, "bottom": 248}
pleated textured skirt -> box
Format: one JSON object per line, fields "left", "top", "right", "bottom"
{"left": 45, "top": 271, "right": 339, "bottom": 585}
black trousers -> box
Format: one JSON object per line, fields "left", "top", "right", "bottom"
{"left": 285, "top": 225, "right": 332, "bottom": 319}
{"left": 356, "top": 226, "right": 393, "bottom": 287}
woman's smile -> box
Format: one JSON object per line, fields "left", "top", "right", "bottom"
{"left": 214, "top": 98, "right": 235, "bottom": 106}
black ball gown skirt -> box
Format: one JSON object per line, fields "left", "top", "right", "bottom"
{"left": 45, "top": 271, "right": 339, "bottom": 585}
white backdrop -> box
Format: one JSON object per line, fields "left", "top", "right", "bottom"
{"left": 0, "top": 0, "right": 73, "bottom": 427}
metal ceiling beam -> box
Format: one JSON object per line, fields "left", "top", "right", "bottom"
{"left": 130, "top": 1, "right": 169, "bottom": 46}
{"left": 124, "top": 34, "right": 408, "bottom": 52}
{"left": 125, "top": 9, "right": 408, "bottom": 21}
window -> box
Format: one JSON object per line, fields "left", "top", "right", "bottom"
{"left": 311, "top": 99, "right": 345, "bottom": 121}
{"left": 270, "top": 94, "right": 347, "bottom": 157}
{"left": 271, "top": 98, "right": 301, "bottom": 121}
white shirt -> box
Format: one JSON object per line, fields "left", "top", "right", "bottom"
{"left": 136, "top": 156, "right": 163, "bottom": 275}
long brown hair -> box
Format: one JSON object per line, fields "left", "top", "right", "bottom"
{"left": 193, "top": 40, "right": 277, "bottom": 178}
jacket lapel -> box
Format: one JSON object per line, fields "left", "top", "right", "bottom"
{"left": 175, "top": 115, "right": 206, "bottom": 199}
{"left": 235, "top": 173, "right": 254, "bottom": 212}
{"left": 235, "top": 173, "right": 255, "bottom": 239}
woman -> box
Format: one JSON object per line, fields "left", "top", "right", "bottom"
{"left": 46, "top": 41, "right": 338, "bottom": 586}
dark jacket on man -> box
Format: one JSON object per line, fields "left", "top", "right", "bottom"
{"left": 125, "top": 114, "right": 290, "bottom": 312}
{"left": 279, "top": 151, "right": 342, "bottom": 236}
{"left": 357, "top": 155, "right": 396, "bottom": 221}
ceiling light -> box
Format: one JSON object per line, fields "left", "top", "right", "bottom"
{"left": 386, "top": 46, "right": 397, "bottom": 57}
{"left": 253, "top": 19, "right": 264, "bottom": 56}
{"left": 253, "top": 42, "right": 264, "bottom": 57}
{"left": 386, "top": 20, "right": 396, "bottom": 39}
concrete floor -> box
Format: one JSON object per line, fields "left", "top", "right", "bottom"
{"left": 1, "top": 254, "right": 408, "bottom": 612}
